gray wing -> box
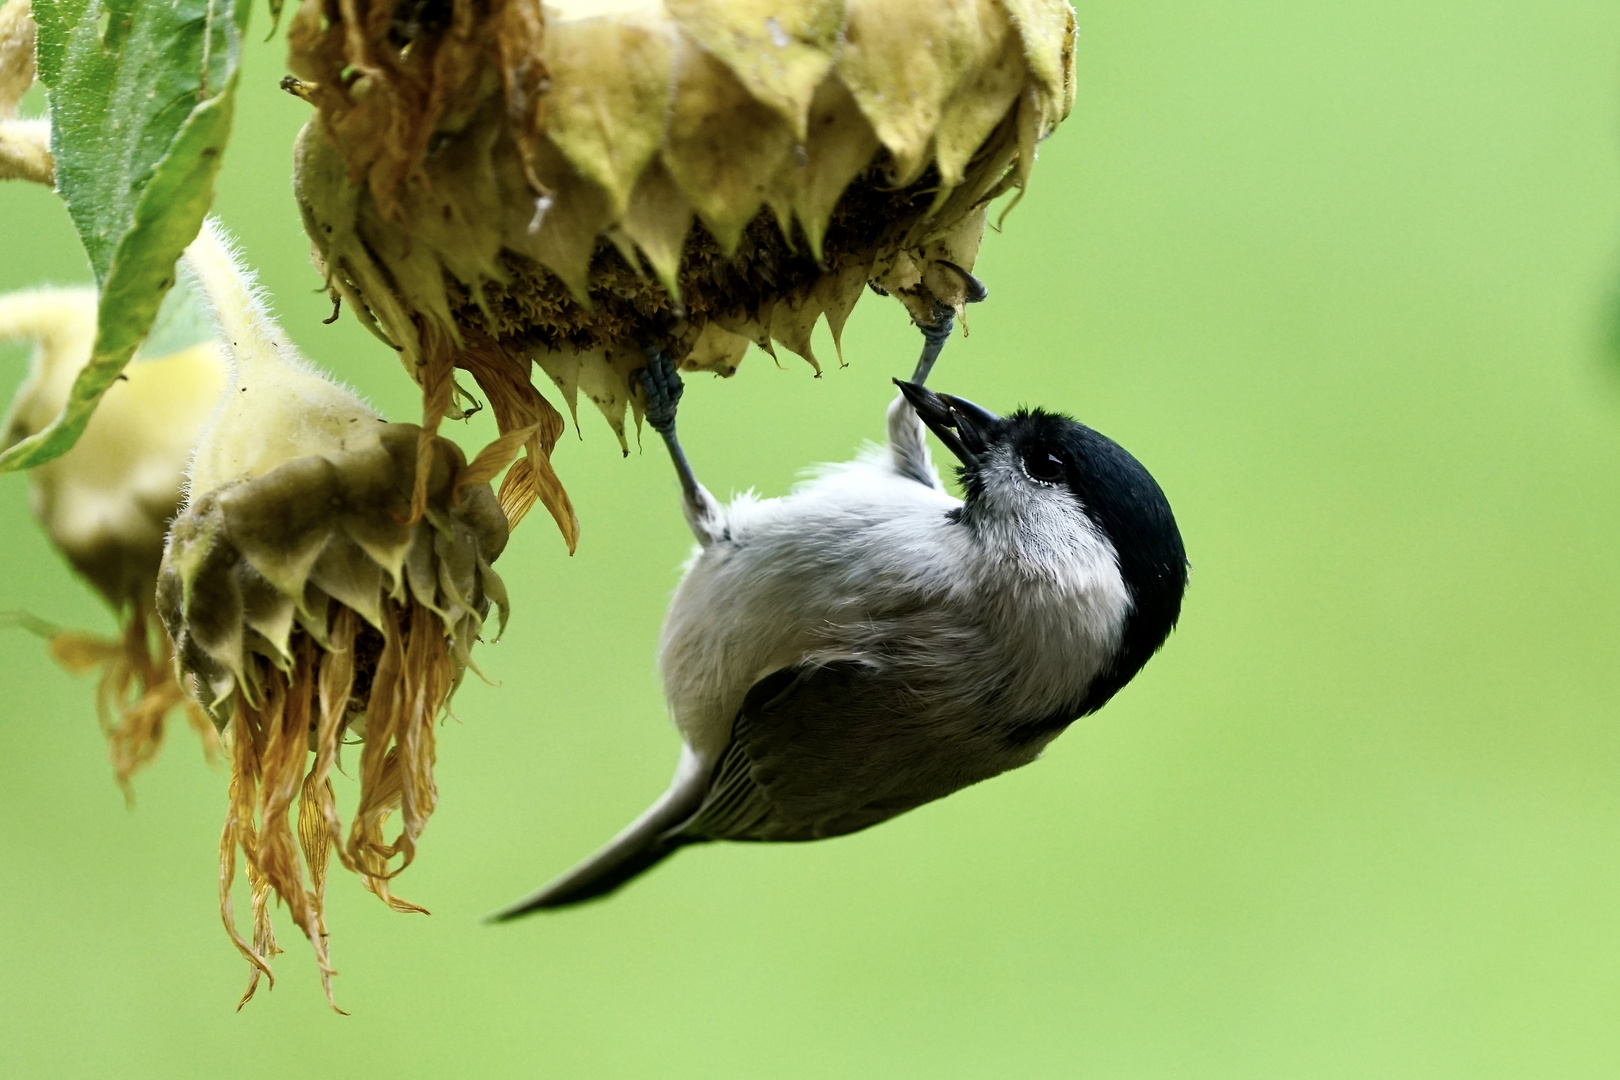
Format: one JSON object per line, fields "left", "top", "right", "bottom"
{"left": 675, "top": 660, "right": 1025, "bottom": 844}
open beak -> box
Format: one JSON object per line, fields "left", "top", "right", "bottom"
{"left": 894, "top": 380, "right": 1001, "bottom": 467}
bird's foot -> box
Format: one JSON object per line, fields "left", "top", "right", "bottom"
{"left": 909, "top": 262, "right": 988, "bottom": 386}
{"left": 639, "top": 345, "right": 684, "bottom": 436}
{"left": 939, "top": 260, "right": 989, "bottom": 306}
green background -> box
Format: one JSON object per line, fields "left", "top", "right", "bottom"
{"left": 3, "top": 2, "right": 1619, "bottom": 1075}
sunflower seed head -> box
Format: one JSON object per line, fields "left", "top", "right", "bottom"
{"left": 290, "top": 0, "right": 1076, "bottom": 540}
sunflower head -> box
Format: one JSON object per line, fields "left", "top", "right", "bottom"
{"left": 161, "top": 220, "right": 514, "bottom": 1009}
{"left": 290, "top": 0, "right": 1077, "bottom": 537}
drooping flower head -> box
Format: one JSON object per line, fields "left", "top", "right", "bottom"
{"left": 161, "top": 220, "right": 513, "bottom": 1009}
{"left": 0, "top": 285, "right": 226, "bottom": 793}
{"left": 288, "top": 0, "right": 1077, "bottom": 539}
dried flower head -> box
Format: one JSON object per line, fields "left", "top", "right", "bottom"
{"left": 288, "top": 0, "right": 1076, "bottom": 540}
{"left": 160, "top": 221, "right": 512, "bottom": 1008}
{"left": 0, "top": 286, "right": 226, "bottom": 793}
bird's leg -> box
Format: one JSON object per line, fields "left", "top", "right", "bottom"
{"left": 911, "top": 302, "right": 955, "bottom": 386}
{"left": 891, "top": 263, "right": 988, "bottom": 486}
{"left": 908, "top": 261, "right": 988, "bottom": 386}
{"left": 639, "top": 345, "right": 692, "bottom": 492}
{"left": 639, "top": 344, "right": 725, "bottom": 546}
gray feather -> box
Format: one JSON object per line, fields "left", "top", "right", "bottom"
{"left": 679, "top": 659, "right": 1047, "bottom": 843}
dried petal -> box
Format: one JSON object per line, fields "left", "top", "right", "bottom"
{"left": 787, "top": 75, "right": 881, "bottom": 262}
{"left": 1000, "top": 0, "right": 1078, "bottom": 121}
{"left": 618, "top": 160, "right": 695, "bottom": 298}
{"left": 811, "top": 256, "right": 872, "bottom": 363}
{"left": 933, "top": 0, "right": 1026, "bottom": 192}
{"left": 768, "top": 291, "right": 823, "bottom": 373}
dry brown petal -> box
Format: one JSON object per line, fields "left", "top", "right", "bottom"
{"left": 456, "top": 329, "right": 578, "bottom": 542}
{"left": 47, "top": 605, "right": 219, "bottom": 801}
{"left": 288, "top": 0, "right": 543, "bottom": 220}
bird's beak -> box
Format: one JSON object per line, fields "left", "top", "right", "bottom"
{"left": 894, "top": 380, "right": 1000, "bottom": 467}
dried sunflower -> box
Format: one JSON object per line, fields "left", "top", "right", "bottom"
{"left": 288, "top": 0, "right": 1077, "bottom": 540}
{"left": 0, "top": 285, "right": 227, "bottom": 793}
{"left": 161, "top": 220, "right": 513, "bottom": 1008}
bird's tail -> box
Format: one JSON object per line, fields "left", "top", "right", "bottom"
{"left": 489, "top": 748, "right": 711, "bottom": 919}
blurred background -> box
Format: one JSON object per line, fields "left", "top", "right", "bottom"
{"left": 2, "top": 1, "right": 1619, "bottom": 1076}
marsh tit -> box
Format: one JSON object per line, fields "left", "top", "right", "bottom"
{"left": 495, "top": 315, "right": 1187, "bottom": 917}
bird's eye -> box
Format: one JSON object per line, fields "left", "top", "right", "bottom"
{"left": 1022, "top": 446, "right": 1066, "bottom": 485}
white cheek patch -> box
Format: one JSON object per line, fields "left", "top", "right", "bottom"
{"left": 972, "top": 450, "right": 1109, "bottom": 563}
{"left": 965, "top": 446, "right": 1134, "bottom": 658}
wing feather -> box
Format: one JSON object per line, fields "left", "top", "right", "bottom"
{"left": 674, "top": 660, "right": 998, "bottom": 843}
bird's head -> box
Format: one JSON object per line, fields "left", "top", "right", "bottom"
{"left": 895, "top": 379, "right": 1189, "bottom": 705}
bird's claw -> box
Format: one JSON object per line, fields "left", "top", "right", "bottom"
{"left": 639, "top": 345, "right": 683, "bottom": 436}
{"left": 913, "top": 264, "right": 987, "bottom": 343}
{"left": 936, "top": 260, "right": 989, "bottom": 306}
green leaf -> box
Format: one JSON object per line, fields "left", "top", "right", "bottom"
{"left": 3, "top": 0, "right": 249, "bottom": 472}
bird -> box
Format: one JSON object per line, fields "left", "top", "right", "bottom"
{"left": 494, "top": 324, "right": 1187, "bottom": 918}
